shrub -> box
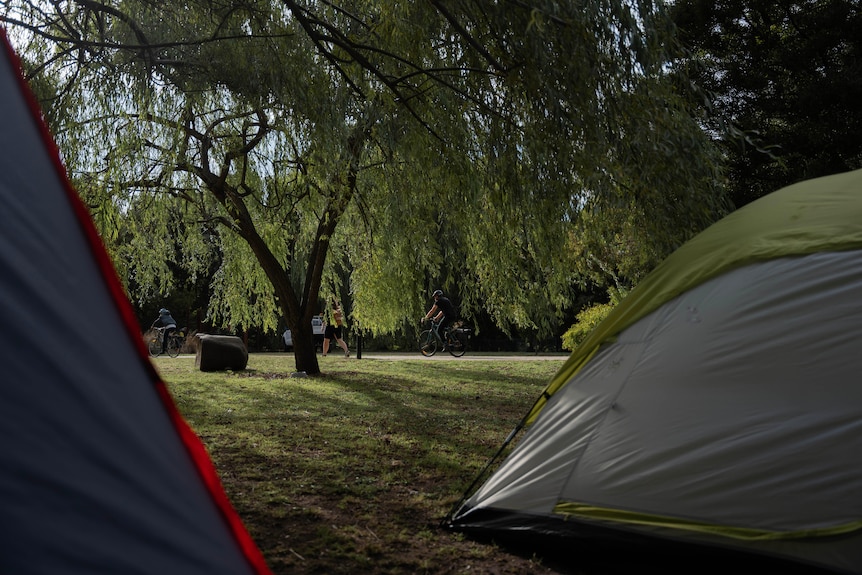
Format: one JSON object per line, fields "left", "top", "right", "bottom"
{"left": 561, "top": 288, "right": 628, "bottom": 351}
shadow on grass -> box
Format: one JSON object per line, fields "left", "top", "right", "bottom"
{"left": 165, "top": 359, "right": 571, "bottom": 575}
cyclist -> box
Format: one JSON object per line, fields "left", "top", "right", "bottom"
{"left": 151, "top": 308, "right": 177, "bottom": 354}
{"left": 423, "top": 289, "right": 457, "bottom": 340}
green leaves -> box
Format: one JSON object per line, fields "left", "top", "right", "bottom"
{"left": 7, "top": 0, "right": 727, "bottom": 352}
{"left": 671, "top": 0, "right": 862, "bottom": 208}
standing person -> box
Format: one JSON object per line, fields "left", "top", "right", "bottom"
{"left": 323, "top": 300, "right": 350, "bottom": 358}
{"left": 151, "top": 308, "right": 177, "bottom": 354}
{"left": 423, "top": 289, "right": 457, "bottom": 337}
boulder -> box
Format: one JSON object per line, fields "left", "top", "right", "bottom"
{"left": 194, "top": 334, "right": 248, "bottom": 372}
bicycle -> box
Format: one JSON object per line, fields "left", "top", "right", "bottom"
{"left": 419, "top": 319, "right": 470, "bottom": 357}
{"left": 148, "top": 326, "right": 186, "bottom": 358}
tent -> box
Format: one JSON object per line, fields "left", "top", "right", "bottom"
{"left": 446, "top": 168, "right": 862, "bottom": 574}
{"left": 0, "top": 30, "right": 271, "bottom": 574}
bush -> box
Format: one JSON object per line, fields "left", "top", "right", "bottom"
{"left": 561, "top": 288, "right": 628, "bottom": 351}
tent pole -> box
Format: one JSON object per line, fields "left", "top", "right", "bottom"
{"left": 440, "top": 415, "right": 529, "bottom": 526}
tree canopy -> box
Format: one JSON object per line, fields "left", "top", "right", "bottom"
{"left": 2, "top": 0, "right": 726, "bottom": 373}
{"left": 671, "top": 0, "right": 862, "bottom": 207}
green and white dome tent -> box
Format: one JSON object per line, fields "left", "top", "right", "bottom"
{"left": 447, "top": 168, "right": 862, "bottom": 573}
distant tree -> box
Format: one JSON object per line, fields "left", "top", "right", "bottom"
{"left": 671, "top": 0, "right": 862, "bottom": 207}
{"left": 3, "top": 1, "right": 725, "bottom": 374}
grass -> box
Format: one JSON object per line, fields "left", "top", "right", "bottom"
{"left": 154, "top": 353, "right": 571, "bottom": 575}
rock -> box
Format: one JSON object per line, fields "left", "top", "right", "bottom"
{"left": 194, "top": 334, "right": 248, "bottom": 372}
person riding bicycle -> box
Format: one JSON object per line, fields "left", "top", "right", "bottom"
{"left": 423, "top": 289, "right": 457, "bottom": 338}
{"left": 151, "top": 308, "right": 177, "bottom": 354}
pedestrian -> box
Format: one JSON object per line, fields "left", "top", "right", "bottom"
{"left": 323, "top": 300, "right": 350, "bottom": 358}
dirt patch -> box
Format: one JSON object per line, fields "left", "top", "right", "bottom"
{"left": 241, "top": 492, "right": 566, "bottom": 575}
{"left": 213, "top": 445, "right": 573, "bottom": 575}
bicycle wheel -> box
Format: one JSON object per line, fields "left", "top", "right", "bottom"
{"left": 148, "top": 335, "right": 162, "bottom": 357}
{"left": 447, "top": 330, "right": 467, "bottom": 357}
{"left": 167, "top": 335, "right": 182, "bottom": 358}
{"left": 419, "top": 330, "right": 438, "bottom": 356}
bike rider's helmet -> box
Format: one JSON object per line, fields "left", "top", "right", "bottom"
{"left": 432, "top": 289, "right": 443, "bottom": 298}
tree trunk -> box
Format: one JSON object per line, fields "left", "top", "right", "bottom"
{"left": 291, "top": 323, "right": 320, "bottom": 374}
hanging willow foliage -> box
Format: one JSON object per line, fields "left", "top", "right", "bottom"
{"left": 3, "top": 0, "right": 726, "bottom": 372}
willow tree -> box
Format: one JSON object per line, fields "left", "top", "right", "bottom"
{"left": 3, "top": 0, "right": 725, "bottom": 374}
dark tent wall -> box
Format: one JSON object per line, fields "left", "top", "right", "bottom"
{"left": 0, "top": 29, "right": 271, "bottom": 575}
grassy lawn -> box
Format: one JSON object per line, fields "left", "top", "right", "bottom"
{"left": 154, "top": 353, "right": 570, "bottom": 575}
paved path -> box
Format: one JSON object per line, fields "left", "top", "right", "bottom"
{"left": 341, "top": 351, "right": 570, "bottom": 361}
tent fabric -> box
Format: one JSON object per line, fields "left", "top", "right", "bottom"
{"left": 528, "top": 168, "right": 862, "bottom": 424}
{"left": 449, "top": 169, "right": 862, "bottom": 574}
{"left": 0, "top": 29, "right": 270, "bottom": 574}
